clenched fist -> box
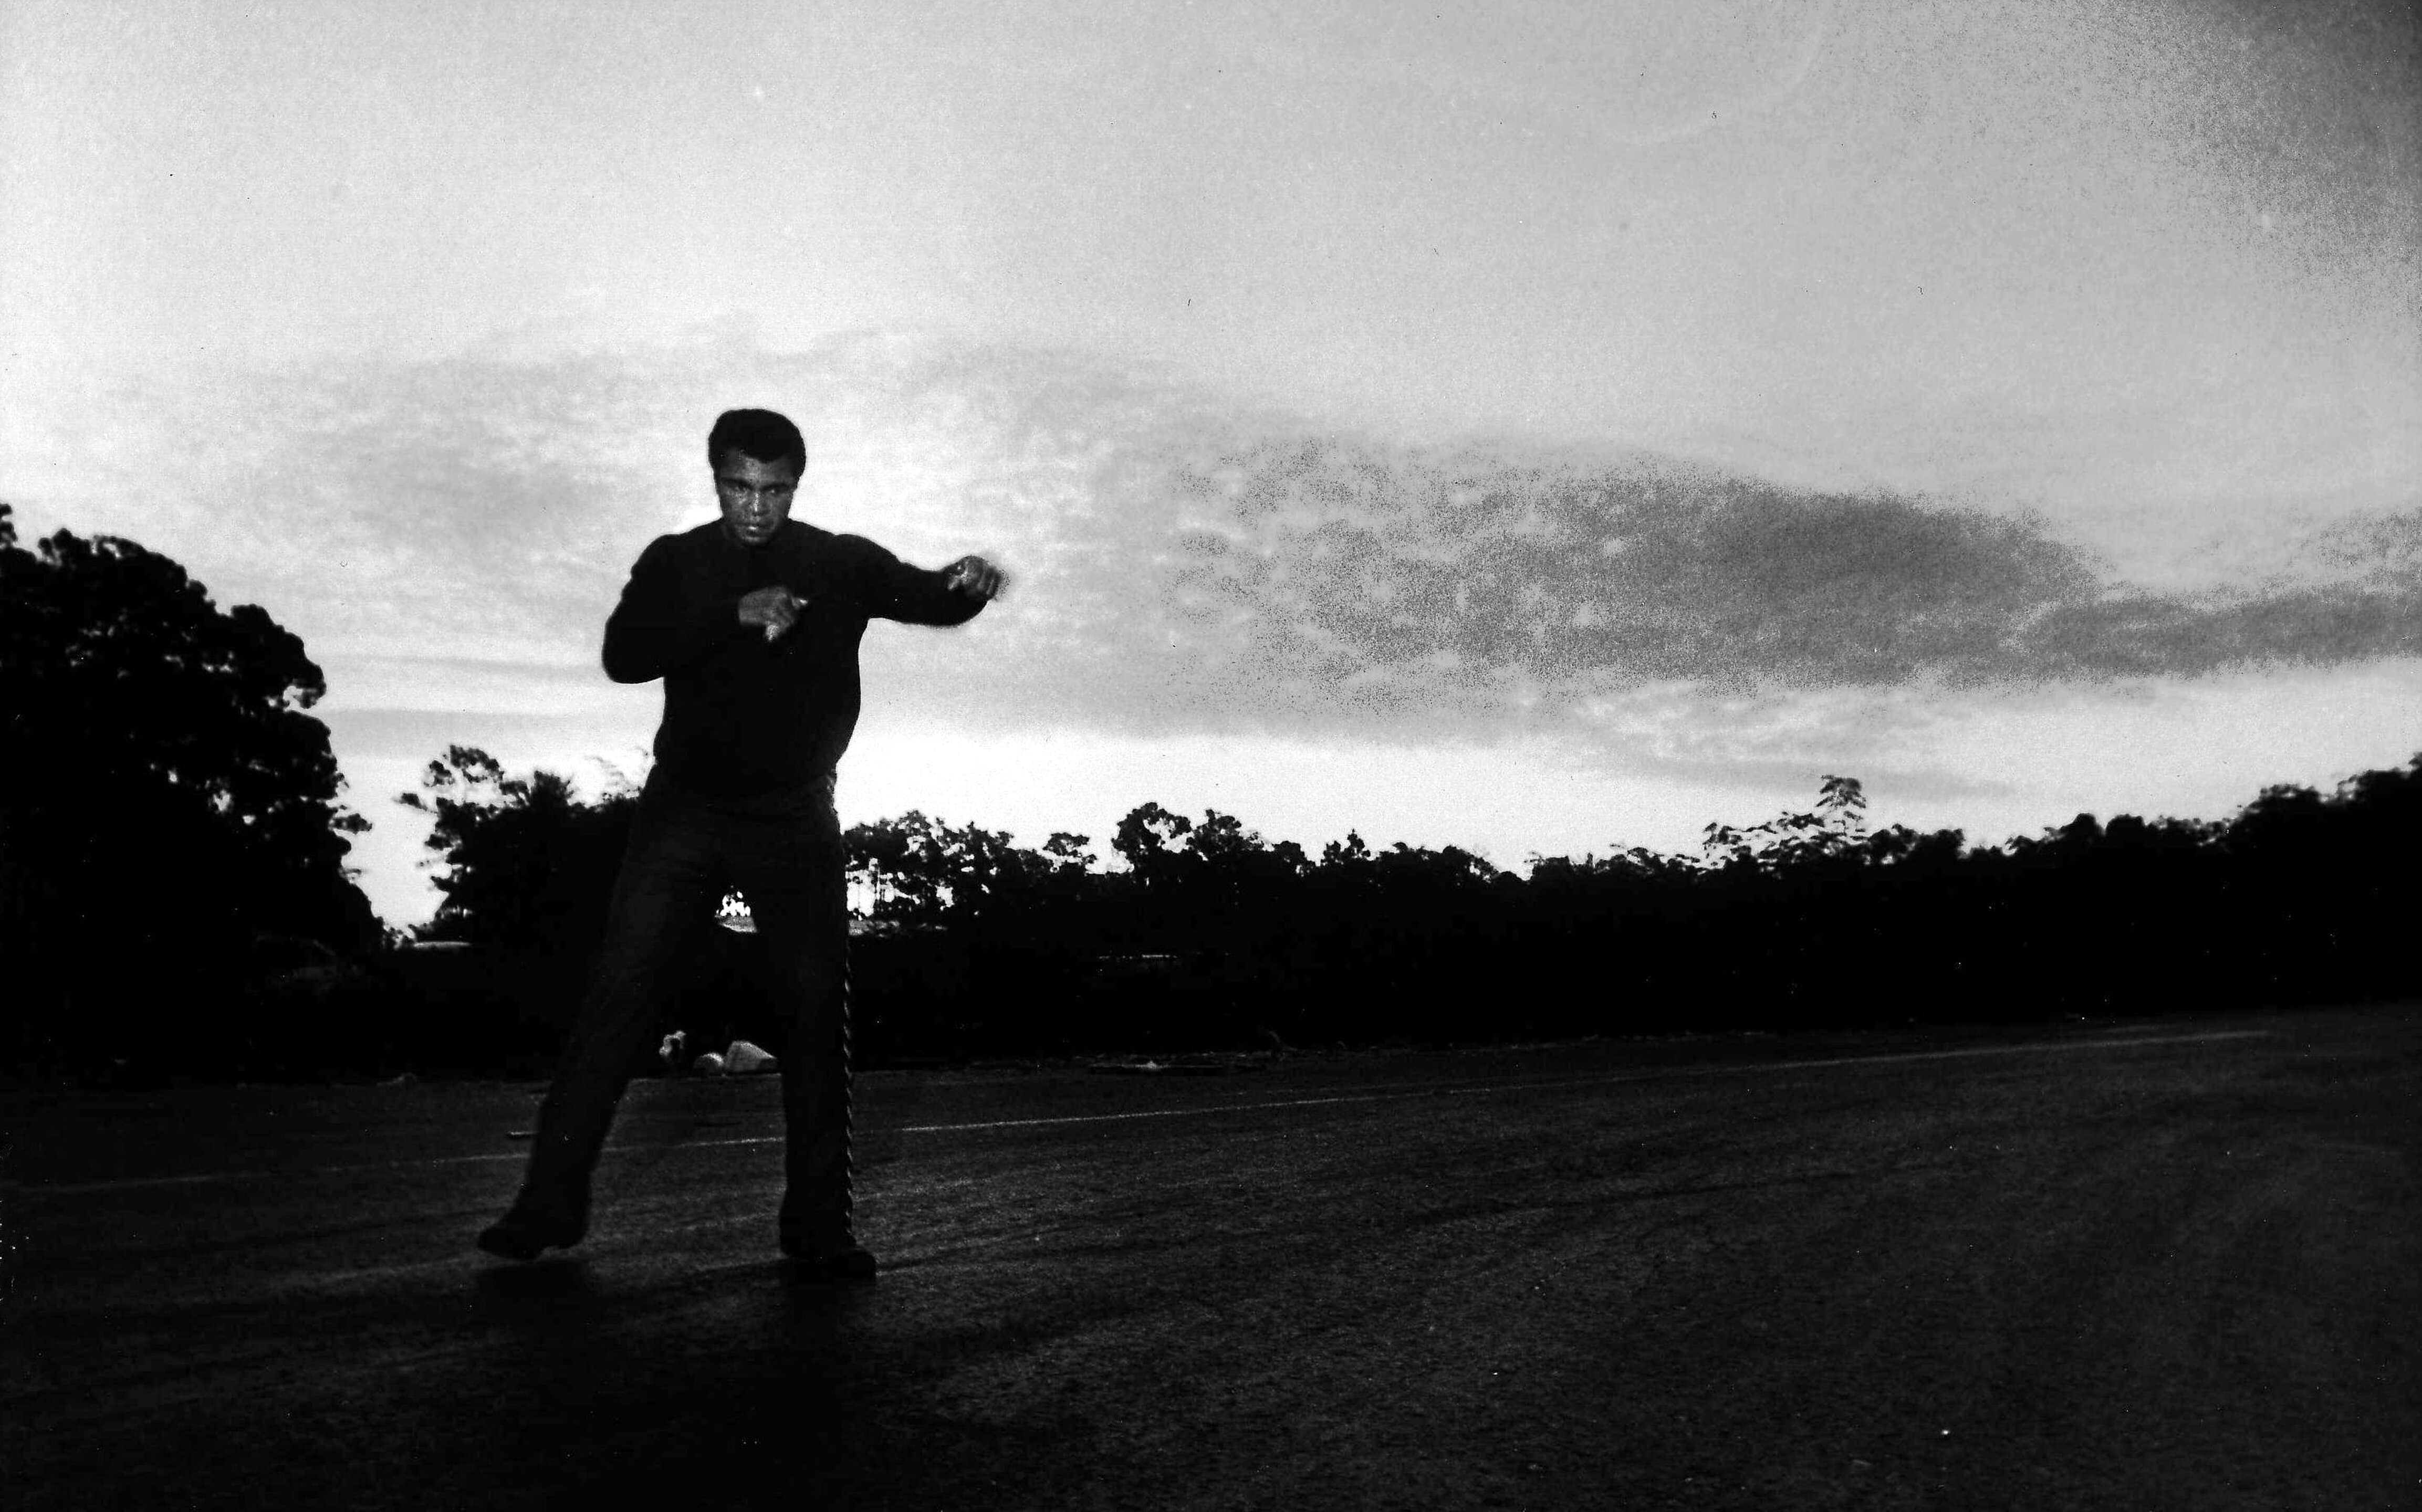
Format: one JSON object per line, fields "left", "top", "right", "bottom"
{"left": 944, "top": 556, "right": 1007, "bottom": 602}
{"left": 738, "top": 586, "right": 802, "bottom": 642}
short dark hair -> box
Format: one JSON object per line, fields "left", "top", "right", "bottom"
{"left": 706, "top": 409, "right": 806, "bottom": 475}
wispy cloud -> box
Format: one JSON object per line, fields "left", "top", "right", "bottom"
{"left": 1156, "top": 437, "right": 2422, "bottom": 699}
{"left": 11, "top": 335, "right": 2418, "bottom": 748}
{"left": 942, "top": 366, "right": 2422, "bottom": 736}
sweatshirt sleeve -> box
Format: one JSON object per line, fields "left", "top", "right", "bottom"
{"left": 852, "top": 536, "right": 987, "bottom": 627}
{"left": 601, "top": 536, "right": 743, "bottom": 684}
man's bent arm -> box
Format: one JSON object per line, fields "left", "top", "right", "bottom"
{"left": 602, "top": 537, "right": 742, "bottom": 684}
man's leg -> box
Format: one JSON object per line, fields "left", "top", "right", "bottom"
{"left": 481, "top": 783, "right": 718, "bottom": 1258}
{"left": 737, "top": 778, "right": 865, "bottom": 1273}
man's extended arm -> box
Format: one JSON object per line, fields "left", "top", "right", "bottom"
{"left": 601, "top": 537, "right": 742, "bottom": 684}
{"left": 861, "top": 539, "right": 1003, "bottom": 626}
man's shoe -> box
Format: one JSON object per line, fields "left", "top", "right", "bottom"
{"left": 782, "top": 1239, "right": 878, "bottom": 1282}
{"left": 476, "top": 1214, "right": 583, "bottom": 1262}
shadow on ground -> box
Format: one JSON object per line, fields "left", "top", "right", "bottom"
{"left": 7, "top": 1008, "right": 2418, "bottom": 1509}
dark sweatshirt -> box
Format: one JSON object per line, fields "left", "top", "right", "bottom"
{"left": 602, "top": 519, "right": 985, "bottom": 801}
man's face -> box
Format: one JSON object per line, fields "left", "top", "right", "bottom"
{"left": 713, "top": 452, "right": 802, "bottom": 549}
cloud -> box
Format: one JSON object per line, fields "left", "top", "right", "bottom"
{"left": 1007, "top": 414, "right": 2422, "bottom": 735}
{"left": 11, "top": 334, "right": 2419, "bottom": 751}
{"left": 1158, "top": 443, "right": 2100, "bottom": 694}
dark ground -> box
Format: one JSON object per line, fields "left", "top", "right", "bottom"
{"left": 4, "top": 1006, "right": 2416, "bottom": 1510}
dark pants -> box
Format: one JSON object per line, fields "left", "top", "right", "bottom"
{"left": 502, "top": 771, "right": 857, "bottom": 1255}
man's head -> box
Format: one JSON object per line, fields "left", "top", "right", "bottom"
{"left": 707, "top": 409, "right": 806, "bottom": 549}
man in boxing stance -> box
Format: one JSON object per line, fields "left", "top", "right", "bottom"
{"left": 479, "top": 408, "right": 1004, "bottom": 1280}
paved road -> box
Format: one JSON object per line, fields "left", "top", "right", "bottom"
{"left": 5, "top": 1009, "right": 2416, "bottom": 1510}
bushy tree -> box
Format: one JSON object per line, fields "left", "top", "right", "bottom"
{"left": 399, "top": 746, "right": 638, "bottom": 952}
{"left": 1700, "top": 774, "right": 1870, "bottom": 874}
{"left": 1111, "top": 801, "right": 1195, "bottom": 890}
{"left": 845, "top": 812, "right": 1099, "bottom": 930}
{"left": 1, "top": 503, "right": 376, "bottom": 1067}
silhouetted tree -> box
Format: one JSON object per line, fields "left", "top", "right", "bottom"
{"left": 398, "top": 746, "right": 638, "bottom": 952}
{"left": 844, "top": 815, "right": 914, "bottom": 917}
{"left": 1, "top": 503, "right": 375, "bottom": 1069}
{"left": 1701, "top": 774, "right": 1869, "bottom": 875}
{"left": 1041, "top": 831, "right": 1097, "bottom": 874}
{"left": 1113, "top": 801, "right": 1196, "bottom": 890}
{"left": 841, "top": 811, "right": 1062, "bottom": 928}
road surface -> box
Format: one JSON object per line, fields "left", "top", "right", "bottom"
{"left": 5, "top": 1008, "right": 2416, "bottom": 1509}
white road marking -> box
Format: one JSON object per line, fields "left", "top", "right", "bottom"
{"left": 5, "top": 1030, "right": 2270, "bottom": 1196}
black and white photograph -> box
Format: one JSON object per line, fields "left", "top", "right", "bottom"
{"left": 3, "top": 1, "right": 2416, "bottom": 1506}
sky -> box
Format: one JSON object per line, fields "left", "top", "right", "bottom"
{"left": 4, "top": 0, "right": 2418, "bottom": 929}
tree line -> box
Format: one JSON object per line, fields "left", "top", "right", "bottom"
{"left": 389, "top": 741, "right": 2422, "bottom": 1074}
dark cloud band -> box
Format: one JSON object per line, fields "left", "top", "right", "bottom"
{"left": 1140, "top": 437, "right": 2422, "bottom": 705}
